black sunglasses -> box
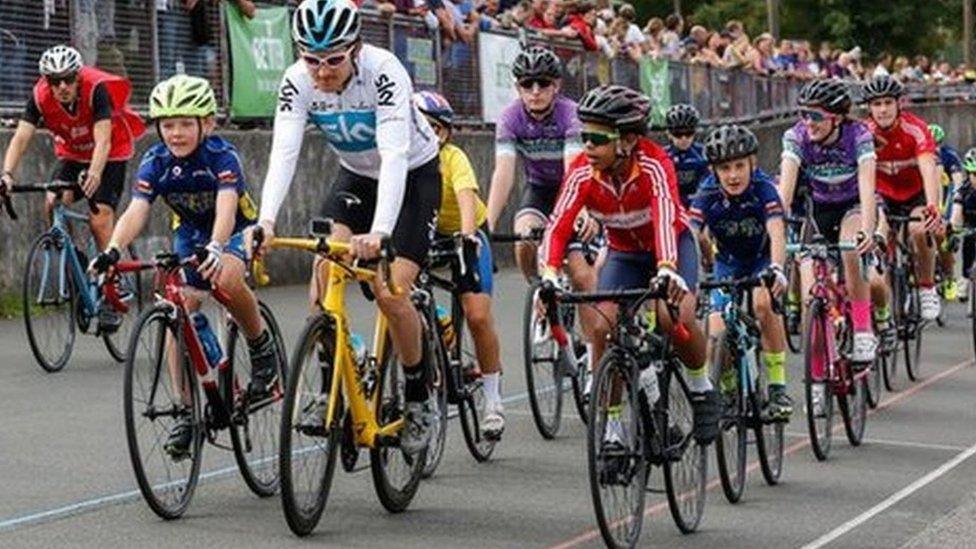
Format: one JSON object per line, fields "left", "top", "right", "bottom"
{"left": 518, "top": 78, "right": 554, "bottom": 90}
{"left": 670, "top": 129, "right": 696, "bottom": 138}
{"left": 46, "top": 73, "right": 77, "bottom": 87}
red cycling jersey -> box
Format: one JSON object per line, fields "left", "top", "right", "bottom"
{"left": 867, "top": 111, "right": 936, "bottom": 203}
{"left": 544, "top": 136, "right": 688, "bottom": 269}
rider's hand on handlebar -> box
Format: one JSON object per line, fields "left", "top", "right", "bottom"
{"left": 89, "top": 246, "right": 121, "bottom": 275}
{"left": 655, "top": 265, "right": 688, "bottom": 305}
{"left": 923, "top": 203, "right": 943, "bottom": 234}
{"left": 0, "top": 171, "right": 13, "bottom": 193}
{"left": 575, "top": 211, "right": 601, "bottom": 243}
{"left": 246, "top": 220, "right": 274, "bottom": 259}
{"left": 80, "top": 170, "right": 101, "bottom": 199}
{"left": 197, "top": 240, "right": 224, "bottom": 281}
{"left": 350, "top": 231, "right": 387, "bottom": 260}
{"left": 763, "top": 264, "right": 788, "bottom": 298}
{"left": 855, "top": 230, "right": 876, "bottom": 256}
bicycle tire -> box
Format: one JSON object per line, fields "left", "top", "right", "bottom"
{"left": 783, "top": 260, "right": 803, "bottom": 354}
{"left": 663, "top": 368, "right": 707, "bottom": 534}
{"left": 838, "top": 374, "right": 867, "bottom": 446}
{"left": 455, "top": 319, "right": 496, "bottom": 462}
{"left": 522, "top": 282, "right": 563, "bottom": 439}
{"left": 370, "top": 335, "right": 426, "bottom": 513}
{"left": 225, "top": 301, "right": 288, "bottom": 497}
{"left": 904, "top": 281, "right": 923, "bottom": 381}
{"left": 102, "top": 246, "right": 145, "bottom": 362}
{"left": 803, "top": 299, "right": 834, "bottom": 461}
{"left": 714, "top": 342, "right": 746, "bottom": 504}
{"left": 570, "top": 337, "right": 590, "bottom": 424}
{"left": 864, "top": 357, "right": 882, "bottom": 409}
{"left": 587, "top": 351, "right": 647, "bottom": 548}
{"left": 884, "top": 267, "right": 906, "bottom": 392}
{"left": 23, "top": 232, "right": 76, "bottom": 372}
{"left": 421, "top": 304, "right": 449, "bottom": 479}
{"left": 279, "top": 314, "right": 341, "bottom": 536}
{"left": 123, "top": 304, "right": 202, "bottom": 519}
{"left": 754, "top": 341, "right": 785, "bottom": 485}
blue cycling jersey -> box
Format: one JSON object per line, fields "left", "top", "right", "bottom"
{"left": 688, "top": 168, "right": 784, "bottom": 271}
{"left": 665, "top": 142, "right": 710, "bottom": 205}
{"left": 134, "top": 135, "right": 257, "bottom": 233}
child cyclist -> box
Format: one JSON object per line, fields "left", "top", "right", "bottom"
{"left": 412, "top": 91, "right": 506, "bottom": 440}
{"left": 690, "top": 125, "right": 792, "bottom": 419}
{"left": 931, "top": 123, "right": 965, "bottom": 301}
{"left": 948, "top": 148, "right": 976, "bottom": 300}
{"left": 664, "top": 104, "right": 711, "bottom": 207}
{"left": 90, "top": 75, "right": 280, "bottom": 456}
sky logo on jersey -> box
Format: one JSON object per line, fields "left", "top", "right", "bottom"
{"left": 311, "top": 111, "right": 377, "bottom": 153}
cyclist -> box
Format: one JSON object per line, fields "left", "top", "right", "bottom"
{"left": 89, "top": 75, "right": 278, "bottom": 458}
{"left": 413, "top": 90, "right": 505, "bottom": 440}
{"left": 862, "top": 75, "right": 942, "bottom": 322}
{"left": 1, "top": 44, "right": 145, "bottom": 263}
{"left": 485, "top": 44, "right": 600, "bottom": 388}
{"left": 690, "top": 125, "right": 792, "bottom": 420}
{"left": 779, "top": 79, "right": 879, "bottom": 372}
{"left": 931, "top": 123, "right": 964, "bottom": 301}
{"left": 664, "top": 104, "right": 710, "bottom": 207}
{"left": 252, "top": 0, "right": 442, "bottom": 454}
{"left": 949, "top": 148, "right": 976, "bottom": 301}
{"left": 541, "top": 85, "right": 720, "bottom": 445}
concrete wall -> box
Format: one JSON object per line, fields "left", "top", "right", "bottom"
{"left": 1, "top": 103, "right": 974, "bottom": 292}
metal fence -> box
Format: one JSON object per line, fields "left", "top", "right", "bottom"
{"left": 0, "top": 2, "right": 971, "bottom": 125}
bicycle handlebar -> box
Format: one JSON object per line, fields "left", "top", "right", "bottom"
{"left": 2, "top": 182, "right": 101, "bottom": 217}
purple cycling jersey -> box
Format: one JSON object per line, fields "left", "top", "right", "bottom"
{"left": 495, "top": 95, "right": 582, "bottom": 188}
{"left": 781, "top": 119, "right": 876, "bottom": 204}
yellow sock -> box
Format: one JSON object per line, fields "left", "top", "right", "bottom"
{"left": 764, "top": 351, "right": 786, "bottom": 386}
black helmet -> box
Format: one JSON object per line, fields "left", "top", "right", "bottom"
{"left": 703, "top": 124, "right": 759, "bottom": 164}
{"left": 512, "top": 46, "right": 562, "bottom": 80}
{"left": 798, "top": 79, "right": 851, "bottom": 115}
{"left": 665, "top": 104, "right": 700, "bottom": 131}
{"left": 578, "top": 85, "right": 651, "bottom": 134}
{"left": 862, "top": 75, "right": 905, "bottom": 102}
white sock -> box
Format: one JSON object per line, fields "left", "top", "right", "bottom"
{"left": 688, "top": 373, "right": 713, "bottom": 392}
{"left": 483, "top": 372, "right": 501, "bottom": 405}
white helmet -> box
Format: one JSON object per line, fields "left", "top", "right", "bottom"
{"left": 292, "top": 0, "right": 361, "bottom": 53}
{"left": 39, "top": 45, "right": 83, "bottom": 76}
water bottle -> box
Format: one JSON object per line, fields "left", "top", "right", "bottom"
{"left": 436, "top": 305, "right": 455, "bottom": 349}
{"left": 350, "top": 332, "right": 367, "bottom": 368}
{"left": 640, "top": 361, "right": 661, "bottom": 405}
{"left": 191, "top": 312, "right": 223, "bottom": 369}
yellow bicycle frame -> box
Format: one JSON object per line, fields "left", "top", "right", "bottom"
{"left": 271, "top": 237, "right": 403, "bottom": 448}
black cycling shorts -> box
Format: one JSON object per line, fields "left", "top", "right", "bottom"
{"left": 809, "top": 199, "right": 860, "bottom": 244}
{"left": 515, "top": 184, "right": 560, "bottom": 221}
{"left": 881, "top": 191, "right": 926, "bottom": 219}
{"left": 55, "top": 159, "right": 127, "bottom": 209}
{"left": 321, "top": 157, "right": 442, "bottom": 266}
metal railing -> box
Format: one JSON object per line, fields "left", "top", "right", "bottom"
{"left": 0, "top": 2, "right": 971, "bottom": 125}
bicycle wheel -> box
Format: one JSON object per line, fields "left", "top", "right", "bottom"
{"left": 225, "top": 301, "right": 288, "bottom": 497}
{"left": 782, "top": 260, "right": 802, "bottom": 354}
{"left": 23, "top": 232, "right": 76, "bottom": 372}
{"left": 864, "top": 356, "right": 882, "bottom": 409}
{"left": 421, "top": 307, "right": 449, "bottom": 479}
{"left": 838, "top": 373, "right": 867, "bottom": 447}
{"left": 713, "top": 343, "right": 746, "bottom": 504}
{"left": 884, "top": 268, "right": 906, "bottom": 392}
{"left": 663, "top": 368, "right": 707, "bottom": 534}
{"left": 102, "top": 247, "right": 145, "bottom": 362}
{"left": 751, "top": 337, "right": 784, "bottom": 486}
{"left": 279, "top": 315, "right": 341, "bottom": 537}
{"left": 803, "top": 300, "right": 834, "bottom": 461}
{"left": 587, "top": 351, "right": 647, "bottom": 549}
{"left": 570, "top": 338, "right": 591, "bottom": 424}
{"left": 123, "top": 304, "right": 202, "bottom": 519}
{"left": 522, "top": 283, "right": 563, "bottom": 439}
{"left": 455, "top": 321, "right": 496, "bottom": 462}
{"left": 370, "top": 336, "right": 425, "bottom": 513}
{"left": 904, "top": 282, "right": 923, "bottom": 381}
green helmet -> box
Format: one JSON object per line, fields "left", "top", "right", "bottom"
{"left": 928, "top": 123, "right": 945, "bottom": 144}
{"left": 963, "top": 148, "right": 976, "bottom": 173}
{"left": 149, "top": 75, "right": 217, "bottom": 119}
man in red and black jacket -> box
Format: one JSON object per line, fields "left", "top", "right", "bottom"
{"left": 1, "top": 45, "right": 146, "bottom": 250}
{"left": 542, "top": 85, "right": 721, "bottom": 446}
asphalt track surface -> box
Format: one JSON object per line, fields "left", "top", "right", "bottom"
{"left": 2, "top": 270, "right": 976, "bottom": 548}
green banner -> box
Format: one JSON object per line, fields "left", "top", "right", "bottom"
{"left": 639, "top": 57, "right": 671, "bottom": 128}
{"left": 226, "top": 5, "right": 293, "bottom": 118}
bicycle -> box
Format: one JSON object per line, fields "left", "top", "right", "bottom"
{"left": 0, "top": 181, "right": 143, "bottom": 372}
{"left": 271, "top": 220, "right": 430, "bottom": 536}
{"left": 113, "top": 248, "right": 288, "bottom": 519}
{"left": 494, "top": 229, "right": 593, "bottom": 439}
{"left": 781, "top": 215, "right": 807, "bottom": 354}
{"left": 789, "top": 236, "right": 871, "bottom": 461}
{"left": 417, "top": 233, "right": 501, "bottom": 469}
{"left": 540, "top": 279, "right": 707, "bottom": 548}
{"left": 884, "top": 214, "right": 928, "bottom": 385}
{"left": 699, "top": 275, "right": 786, "bottom": 503}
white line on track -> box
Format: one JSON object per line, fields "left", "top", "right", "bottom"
{"left": 783, "top": 431, "right": 968, "bottom": 453}
{"left": 799, "top": 442, "right": 976, "bottom": 549}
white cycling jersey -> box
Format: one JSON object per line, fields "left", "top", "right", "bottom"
{"left": 259, "top": 43, "right": 439, "bottom": 235}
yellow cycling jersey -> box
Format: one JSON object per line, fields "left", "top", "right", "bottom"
{"left": 436, "top": 143, "right": 487, "bottom": 234}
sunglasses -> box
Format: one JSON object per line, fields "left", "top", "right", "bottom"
{"left": 46, "top": 73, "right": 77, "bottom": 87}
{"left": 670, "top": 130, "right": 696, "bottom": 138}
{"left": 302, "top": 48, "right": 352, "bottom": 69}
{"left": 799, "top": 109, "right": 831, "bottom": 123}
{"left": 581, "top": 131, "right": 619, "bottom": 146}
{"left": 518, "top": 78, "right": 554, "bottom": 90}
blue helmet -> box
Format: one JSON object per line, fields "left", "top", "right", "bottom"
{"left": 412, "top": 91, "right": 455, "bottom": 127}
{"left": 292, "top": 0, "right": 361, "bottom": 53}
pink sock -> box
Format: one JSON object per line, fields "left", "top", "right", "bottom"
{"left": 851, "top": 300, "right": 872, "bottom": 333}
